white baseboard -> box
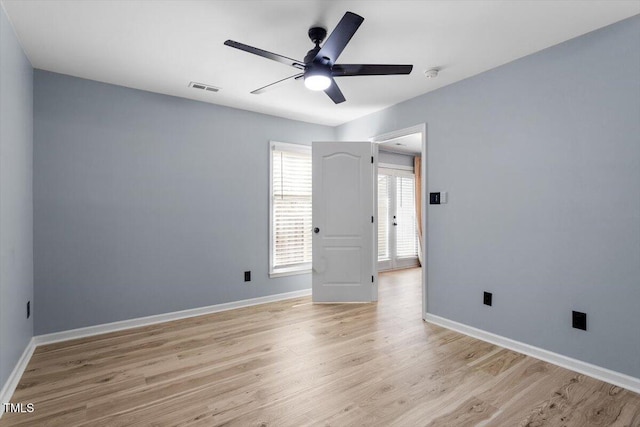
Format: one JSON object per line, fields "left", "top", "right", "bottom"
{"left": 35, "top": 288, "right": 312, "bottom": 346}
{"left": 6, "top": 293, "right": 635, "bottom": 419}
{"left": 0, "top": 288, "right": 311, "bottom": 417}
{"left": 0, "top": 338, "right": 36, "bottom": 419}
{"left": 424, "top": 313, "right": 640, "bottom": 394}
{"left": 1, "top": 288, "right": 311, "bottom": 417}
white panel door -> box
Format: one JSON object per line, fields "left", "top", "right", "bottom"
{"left": 312, "top": 141, "right": 376, "bottom": 303}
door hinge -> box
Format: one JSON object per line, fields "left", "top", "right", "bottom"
{"left": 371, "top": 156, "right": 374, "bottom": 164}
{"left": 371, "top": 215, "right": 374, "bottom": 223}
{"left": 372, "top": 275, "right": 374, "bottom": 283}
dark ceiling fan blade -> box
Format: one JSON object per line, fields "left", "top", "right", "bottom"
{"left": 332, "top": 64, "right": 413, "bottom": 76}
{"left": 224, "top": 40, "right": 305, "bottom": 69}
{"left": 251, "top": 73, "right": 304, "bottom": 94}
{"left": 324, "top": 78, "right": 346, "bottom": 104}
{"left": 313, "top": 12, "right": 364, "bottom": 65}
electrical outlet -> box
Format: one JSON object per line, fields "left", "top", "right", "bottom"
{"left": 244, "top": 271, "right": 251, "bottom": 282}
{"left": 572, "top": 311, "right": 587, "bottom": 331}
{"left": 27, "top": 301, "right": 31, "bottom": 319}
{"left": 483, "top": 292, "right": 492, "bottom": 306}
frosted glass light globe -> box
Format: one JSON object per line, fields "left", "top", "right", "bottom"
{"left": 304, "top": 74, "right": 331, "bottom": 91}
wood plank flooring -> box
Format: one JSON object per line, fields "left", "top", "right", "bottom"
{"left": 2, "top": 268, "right": 639, "bottom": 426}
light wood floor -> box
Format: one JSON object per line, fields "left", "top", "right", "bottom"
{"left": 2, "top": 268, "right": 639, "bottom": 426}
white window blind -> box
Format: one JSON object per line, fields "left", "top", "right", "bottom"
{"left": 396, "top": 176, "right": 417, "bottom": 258}
{"left": 270, "top": 142, "right": 312, "bottom": 276}
{"left": 378, "top": 174, "right": 390, "bottom": 261}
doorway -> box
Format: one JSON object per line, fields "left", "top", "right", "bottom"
{"left": 371, "top": 125, "right": 426, "bottom": 319}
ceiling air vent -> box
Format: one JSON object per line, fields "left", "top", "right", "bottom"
{"left": 188, "top": 81, "right": 220, "bottom": 92}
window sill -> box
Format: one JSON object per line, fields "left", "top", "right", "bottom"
{"left": 269, "top": 269, "right": 312, "bottom": 278}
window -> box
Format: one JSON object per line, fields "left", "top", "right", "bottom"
{"left": 377, "top": 168, "right": 418, "bottom": 270}
{"left": 269, "top": 141, "right": 312, "bottom": 277}
{"left": 395, "top": 175, "right": 418, "bottom": 258}
{"left": 377, "top": 174, "right": 390, "bottom": 261}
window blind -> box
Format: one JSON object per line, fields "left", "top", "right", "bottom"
{"left": 272, "top": 145, "right": 312, "bottom": 272}
{"left": 396, "top": 175, "right": 418, "bottom": 258}
{"left": 377, "top": 174, "right": 390, "bottom": 261}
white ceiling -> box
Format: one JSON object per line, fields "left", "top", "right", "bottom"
{"left": 2, "top": 1, "right": 638, "bottom": 126}
{"left": 379, "top": 133, "right": 423, "bottom": 156}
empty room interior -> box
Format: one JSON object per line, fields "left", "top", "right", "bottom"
{"left": 0, "top": 0, "right": 639, "bottom": 425}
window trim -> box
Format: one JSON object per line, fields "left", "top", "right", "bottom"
{"left": 378, "top": 166, "right": 415, "bottom": 178}
{"left": 269, "top": 140, "right": 312, "bottom": 278}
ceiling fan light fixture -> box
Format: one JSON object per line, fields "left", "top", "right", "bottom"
{"left": 304, "top": 71, "right": 331, "bottom": 91}
{"left": 224, "top": 11, "right": 412, "bottom": 103}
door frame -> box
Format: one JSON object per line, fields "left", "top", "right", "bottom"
{"left": 370, "top": 124, "right": 427, "bottom": 320}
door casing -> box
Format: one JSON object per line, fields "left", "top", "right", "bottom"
{"left": 370, "top": 124, "right": 427, "bottom": 319}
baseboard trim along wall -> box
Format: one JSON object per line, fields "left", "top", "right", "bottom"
{"left": 0, "top": 288, "right": 311, "bottom": 414}
{"left": 34, "top": 288, "right": 312, "bottom": 346}
{"left": 424, "top": 313, "right": 640, "bottom": 394}
{"left": 0, "top": 338, "right": 37, "bottom": 419}
{"left": 3, "top": 292, "right": 638, "bottom": 418}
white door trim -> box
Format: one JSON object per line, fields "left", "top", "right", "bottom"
{"left": 371, "top": 124, "right": 427, "bottom": 320}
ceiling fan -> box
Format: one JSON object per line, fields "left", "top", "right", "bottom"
{"left": 224, "top": 11, "right": 413, "bottom": 104}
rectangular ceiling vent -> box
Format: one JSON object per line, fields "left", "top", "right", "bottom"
{"left": 188, "top": 81, "right": 220, "bottom": 92}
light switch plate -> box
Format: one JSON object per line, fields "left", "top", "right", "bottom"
{"left": 430, "top": 191, "right": 447, "bottom": 205}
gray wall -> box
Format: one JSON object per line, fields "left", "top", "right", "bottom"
{"left": 0, "top": 7, "right": 33, "bottom": 387}
{"left": 27, "top": 14, "right": 640, "bottom": 381}
{"left": 34, "top": 71, "right": 334, "bottom": 334}
{"left": 337, "top": 16, "right": 640, "bottom": 378}
{"left": 378, "top": 149, "right": 415, "bottom": 168}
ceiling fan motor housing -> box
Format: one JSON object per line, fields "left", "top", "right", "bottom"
{"left": 304, "top": 47, "right": 321, "bottom": 64}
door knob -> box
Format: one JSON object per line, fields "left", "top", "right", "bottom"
{"left": 314, "top": 227, "right": 320, "bottom": 233}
